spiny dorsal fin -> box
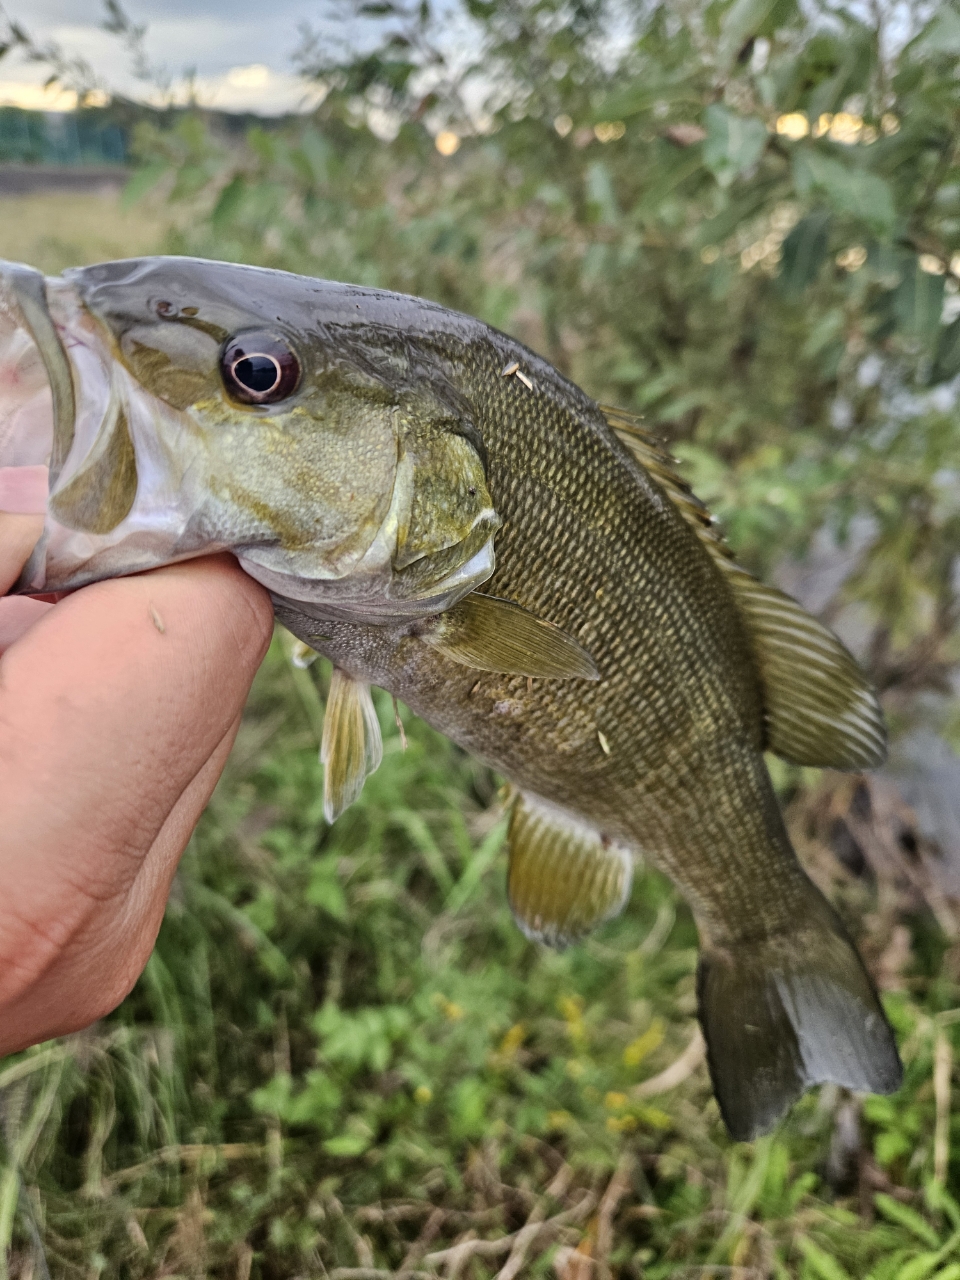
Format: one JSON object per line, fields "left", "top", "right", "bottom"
{"left": 508, "top": 792, "right": 633, "bottom": 948}
{"left": 423, "top": 592, "right": 599, "bottom": 680}
{"left": 603, "top": 406, "right": 886, "bottom": 771}
{"left": 320, "top": 668, "right": 383, "bottom": 823}
{"left": 604, "top": 406, "right": 732, "bottom": 563}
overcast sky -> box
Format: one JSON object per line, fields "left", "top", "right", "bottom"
{"left": 0, "top": 0, "right": 335, "bottom": 112}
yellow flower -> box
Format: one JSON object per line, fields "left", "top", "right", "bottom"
{"left": 498, "top": 1022, "right": 527, "bottom": 1058}
{"left": 624, "top": 1019, "right": 664, "bottom": 1068}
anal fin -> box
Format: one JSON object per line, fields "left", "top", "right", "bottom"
{"left": 320, "top": 668, "right": 383, "bottom": 823}
{"left": 508, "top": 793, "right": 633, "bottom": 948}
{"left": 424, "top": 592, "right": 599, "bottom": 680}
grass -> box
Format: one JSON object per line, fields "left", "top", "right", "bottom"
{"left": 1, "top": 633, "right": 959, "bottom": 1279}
{"left": 0, "top": 190, "right": 167, "bottom": 275}
{"left": 2, "top": 191, "right": 960, "bottom": 1278}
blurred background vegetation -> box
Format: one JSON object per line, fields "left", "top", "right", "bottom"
{"left": 4, "top": 0, "right": 960, "bottom": 1275}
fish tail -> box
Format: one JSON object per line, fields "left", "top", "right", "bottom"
{"left": 697, "top": 881, "right": 902, "bottom": 1141}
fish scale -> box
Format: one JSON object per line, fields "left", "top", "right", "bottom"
{"left": 0, "top": 254, "right": 902, "bottom": 1138}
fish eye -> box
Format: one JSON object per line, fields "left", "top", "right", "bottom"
{"left": 220, "top": 331, "right": 300, "bottom": 405}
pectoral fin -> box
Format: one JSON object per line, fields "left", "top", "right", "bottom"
{"left": 424, "top": 593, "right": 599, "bottom": 680}
{"left": 320, "top": 668, "right": 383, "bottom": 823}
{"left": 508, "top": 793, "right": 633, "bottom": 948}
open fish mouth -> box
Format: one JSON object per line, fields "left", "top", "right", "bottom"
{"left": 0, "top": 262, "right": 76, "bottom": 486}
{"left": 0, "top": 260, "right": 201, "bottom": 594}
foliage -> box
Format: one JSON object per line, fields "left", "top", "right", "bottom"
{"left": 128, "top": 0, "right": 960, "bottom": 687}
{"left": 5, "top": 0, "right": 960, "bottom": 1274}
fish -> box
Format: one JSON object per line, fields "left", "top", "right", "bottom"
{"left": 0, "top": 254, "right": 902, "bottom": 1140}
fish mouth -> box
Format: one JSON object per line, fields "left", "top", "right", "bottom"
{"left": 0, "top": 261, "right": 76, "bottom": 484}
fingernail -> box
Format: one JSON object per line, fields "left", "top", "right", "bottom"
{"left": 0, "top": 465, "right": 48, "bottom": 515}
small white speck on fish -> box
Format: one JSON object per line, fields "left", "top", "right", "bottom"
{"left": 597, "top": 730, "right": 611, "bottom": 755}
{"left": 515, "top": 370, "right": 534, "bottom": 390}
{"left": 392, "top": 695, "right": 408, "bottom": 751}
{"left": 150, "top": 606, "right": 165, "bottom": 634}
{"left": 501, "top": 361, "right": 520, "bottom": 377}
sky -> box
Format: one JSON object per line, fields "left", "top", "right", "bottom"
{"left": 0, "top": 0, "right": 334, "bottom": 114}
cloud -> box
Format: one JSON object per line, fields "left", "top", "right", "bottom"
{"left": 0, "top": 0, "right": 327, "bottom": 111}
{"left": 0, "top": 82, "right": 83, "bottom": 110}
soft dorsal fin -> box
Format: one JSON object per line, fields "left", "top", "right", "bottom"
{"left": 320, "top": 668, "right": 383, "bottom": 823}
{"left": 604, "top": 407, "right": 886, "bottom": 771}
{"left": 422, "top": 592, "right": 599, "bottom": 680}
{"left": 507, "top": 792, "right": 633, "bottom": 949}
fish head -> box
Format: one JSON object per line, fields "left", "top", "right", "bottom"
{"left": 0, "top": 256, "right": 499, "bottom": 621}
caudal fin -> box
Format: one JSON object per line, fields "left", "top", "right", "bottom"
{"left": 697, "top": 889, "right": 902, "bottom": 1141}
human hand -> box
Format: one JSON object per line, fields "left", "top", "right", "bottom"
{"left": 0, "top": 468, "right": 273, "bottom": 1054}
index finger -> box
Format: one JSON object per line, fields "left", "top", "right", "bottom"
{"left": 0, "top": 465, "right": 50, "bottom": 650}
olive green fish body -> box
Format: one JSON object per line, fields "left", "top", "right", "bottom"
{"left": 0, "top": 257, "right": 902, "bottom": 1138}
{"left": 265, "top": 314, "right": 901, "bottom": 1138}
{"left": 276, "top": 337, "right": 794, "bottom": 939}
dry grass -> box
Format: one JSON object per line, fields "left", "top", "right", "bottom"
{"left": 0, "top": 189, "right": 167, "bottom": 274}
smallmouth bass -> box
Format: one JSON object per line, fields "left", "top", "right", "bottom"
{"left": 0, "top": 256, "right": 902, "bottom": 1139}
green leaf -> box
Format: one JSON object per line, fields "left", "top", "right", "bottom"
{"left": 121, "top": 159, "right": 168, "bottom": 208}
{"left": 797, "top": 1236, "right": 854, "bottom": 1280}
{"left": 703, "top": 105, "right": 768, "bottom": 187}
{"left": 893, "top": 261, "right": 946, "bottom": 341}
{"left": 876, "top": 1130, "right": 913, "bottom": 1166}
{"left": 876, "top": 1194, "right": 942, "bottom": 1248}
{"left": 323, "top": 1131, "right": 372, "bottom": 1157}
{"left": 716, "top": 0, "right": 792, "bottom": 72}
{"left": 896, "top": 1255, "right": 948, "bottom": 1280}
{"left": 585, "top": 161, "right": 619, "bottom": 224}
{"left": 779, "top": 210, "right": 832, "bottom": 295}
{"left": 305, "top": 870, "right": 348, "bottom": 921}
{"left": 930, "top": 315, "right": 960, "bottom": 382}
{"left": 450, "top": 1076, "right": 487, "bottom": 1140}
{"left": 799, "top": 151, "right": 895, "bottom": 235}
{"left": 910, "top": 6, "right": 960, "bottom": 56}
{"left": 211, "top": 174, "right": 246, "bottom": 230}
